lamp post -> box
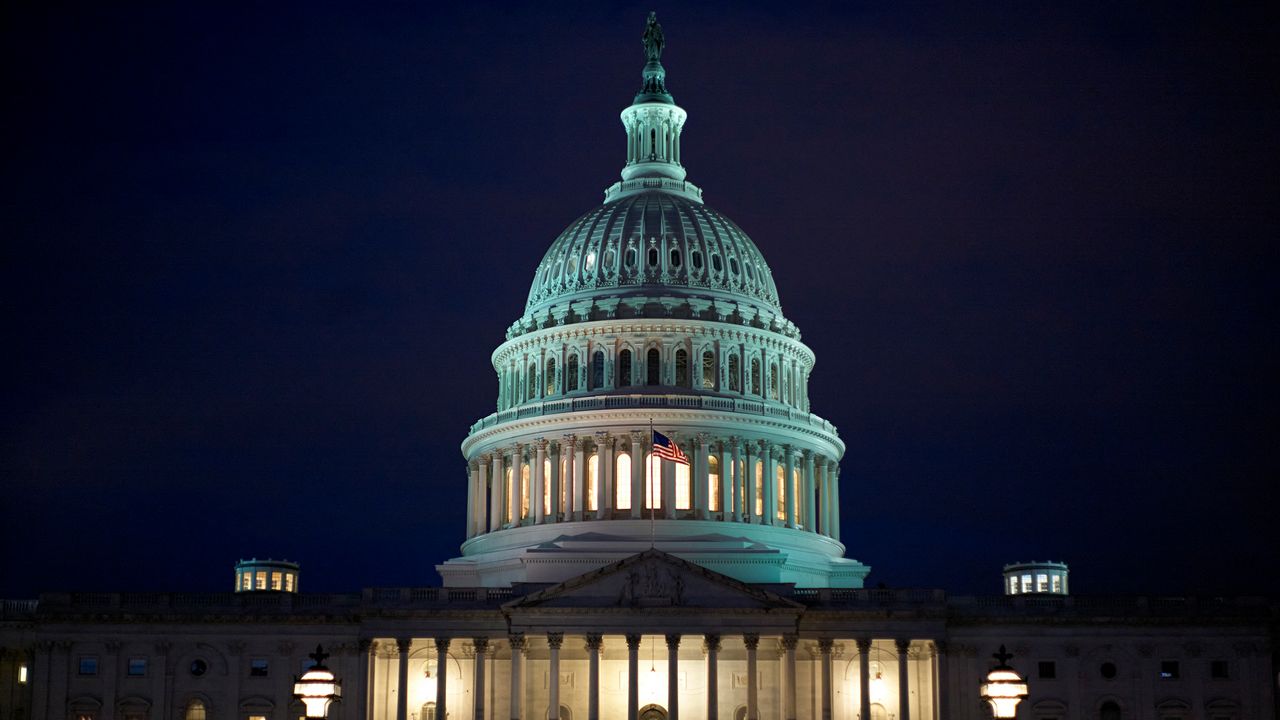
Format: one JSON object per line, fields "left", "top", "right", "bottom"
{"left": 293, "top": 645, "right": 343, "bottom": 720}
{"left": 979, "top": 646, "right": 1028, "bottom": 719}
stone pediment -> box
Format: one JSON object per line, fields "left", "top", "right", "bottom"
{"left": 503, "top": 549, "right": 803, "bottom": 611}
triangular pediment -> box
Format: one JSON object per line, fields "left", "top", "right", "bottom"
{"left": 503, "top": 548, "right": 803, "bottom": 611}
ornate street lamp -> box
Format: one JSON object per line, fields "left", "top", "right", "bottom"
{"left": 293, "top": 645, "right": 342, "bottom": 719}
{"left": 979, "top": 646, "right": 1028, "bottom": 718}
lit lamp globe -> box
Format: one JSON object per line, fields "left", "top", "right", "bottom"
{"left": 979, "top": 646, "right": 1028, "bottom": 719}
{"left": 293, "top": 646, "right": 342, "bottom": 719}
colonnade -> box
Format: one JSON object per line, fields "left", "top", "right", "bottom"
{"left": 366, "top": 634, "right": 940, "bottom": 720}
{"left": 465, "top": 434, "right": 841, "bottom": 542}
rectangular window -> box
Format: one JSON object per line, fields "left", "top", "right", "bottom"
{"left": 1051, "top": 575, "right": 1062, "bottom": 593}
{"left": 270, "top": 572, "right": 282, "bottom": 590}
{"left": 250, "top": 659, "right": 269, "bottom": 677}
{"left": 1036, "top": 574, "right": 1049, "bottom": 592}
{"left": 18, "top": 664, "right": 28, "bottom": 683}
{"left": 284, "top": 574, "right": 295, "bottom": 592}
{"left": 1020, "top": 574, "right": 1032, "bottom": 593}
{"left": 78, "top": 657, "right": 98, "bottom": 676}
{"left": 255, "top": 571, "right": 267, "bottom": 590}
{"left": 1160, "top": 660, "right": 1180, "bottom": 679}
{"left": 1037, "top": 661, "right": 1056, "bottom": 679}
{"left": 1210, "top": 660, "right": 1229, "bottom": 679}
{"left": 249, "top": 715, "right": 268, "bottom": 720}
{"left": 127, "top": 658, "right": 147, "bottom": 676}
{"left": 240, "top": 573, "right": 252, "bottom": 591}
{"left": 1008, "top": 576, "right": 1019, "bottom": 594}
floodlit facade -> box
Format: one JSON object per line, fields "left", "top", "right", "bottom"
{"left": 0, "top": 14, "right": 1274, "bottom": 720}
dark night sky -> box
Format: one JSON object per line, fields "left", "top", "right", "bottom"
{"left": 3, "top": 2, "right": 1278, "bottom": 598}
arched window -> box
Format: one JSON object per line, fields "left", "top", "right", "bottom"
{"left": 708, "top": 455, "right": 721, "bottom": 512}
{"left": 543, "top": 458, "right": 552, "bottom": 515}
{"left": 776, "top": 464, "right": 786, "bottom": 522}
{"left": 625, "top": 246, "right": 637, "bottom": 268}
{"left": 618, "top": 349, "right": 633, "bottom": 387}
{"left": 644, "top": 452, "right": 659, "bottom": 509}
{"left": 728, "top": 354, "right": 741, "bottom": 392}
{"left": 750, "top": 358, "right": 761, "bottom": 395}
{"left": 616, "top": 453, "right": 632, "bottom": 510}
{"left": 793, "top": 466, "right": 803, "bottom": 527}
{"left": 521, "top": 462, "right": 531, "bottom": 520}
{"left": 591, "top": 350, "right": 605, "bottom": 389}
{"left": 587, "top": 453, "right": 599, "bottom": 512}
{"left": 545, "top": 357, "right": 556, "bottom": 397}
{"left": 701, "top": 351, "right": 715, "bottom": 389}
{"left": 505, "top": 465, "right": 515, "bottom": 523}
{"left": 527, "top": 361, "right": 537, "bottom": 401}
{"left": 184, "top": 701, "right": 205, "bottom": 720}
{"left": 647, "top": 348, "right": 661, "bottom": 385}
{"left": 566, "top": 353, "right": 579, "bottom": 392}
{"left": 421, "top": 703, "right": 436, "bottom": 720}
{"left": 669, "top": 247, "right": 682, "bottom": 268}
{"left": 675, "top": 349, "right": 689, "bottom": 387}
{"left": 769, "top": 362, "right": 779, "bottom": 399}
{"left": 753, "top": 460, "right": 764, "bottom": 516}
{"left": 647, "top": 246, "right": 659, "bottom": 267}
{"left": 675, "top": 455, "right": 691, "bottom": 510}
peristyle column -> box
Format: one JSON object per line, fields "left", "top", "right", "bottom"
{"left": 396, "top": 638, "right": 411, "bottom": 720}
{"left": 625, "top": 634, "right": 642, "bottom": 720}
{"left": 704, "top": 634, "right": 721, "bottom": 720}
{"left": 818, "top": 638, "right": 834, "bottom": 720}
{"left": 533, "top": 440, "right": 547, "bottom": 524}
{"left": 585, "top": 634, "right": 603, "bottom": 720}
{"left": 666, "top": 634, "right": 681, "bottom": 720}
{"left": 630, "top": 432, "right": 645, "bottom": 519}
{"left": 434, "top": 638, "right": 450, "bottom": 720}
{"left": 547, "top": 633, "right": 563, "bottom": 720}
{"left": 782, "top": 635, "right": 798, "bottom": 720}
{"left": 895, "top": 639, "right": 911, "bottom": 720}
{"left": 744, "top": 633, "right": 759, "bottom": 720}
{"left": 856, "top": 638, "right": 872, "bottom": 720}
{"left": 472, "top": 638, "right": 489, "bottom": 720}
{"left": 508, "top": 634, "right": 525, "bottom": 720}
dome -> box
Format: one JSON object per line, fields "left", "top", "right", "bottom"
{"left": 524, "top": 191, "right": 782, "bottom": 319}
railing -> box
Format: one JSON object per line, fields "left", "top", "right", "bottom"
{"left": 1, "top": 599, "right": 38, "bottom": 618}
{"left": 790, "top": 588, "right": 947, "bottom": 605}
{"left": 469, "top": 394, "right": 835, "bottom": 436}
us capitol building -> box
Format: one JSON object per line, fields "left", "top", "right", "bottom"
{"left": 1, "top": 15, "right": 1274, "bottom": 720}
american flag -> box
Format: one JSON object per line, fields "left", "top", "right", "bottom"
{"left": 652, "top": 430, "right": 689, "bottom": 465}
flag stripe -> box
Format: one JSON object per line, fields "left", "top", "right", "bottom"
{"left": 652, "top": 430, "right": 690, "bottom": 465}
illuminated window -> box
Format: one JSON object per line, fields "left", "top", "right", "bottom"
{"left": 644, "top": 453, "right": 659, "bottom": 509}
{"left": 505, "top": 466, "right": 514, "bottom": 522}
{"left": 543, "top": 458, "right": 552, "bottom": 515}
{"left": 128, "top": 658, "right": 148, "bottom": 676}
{"left": 1051, "top": 575, "right": 1062, "bottom": 593}
{"left": 591, "top": 351, "right": 605, "bottom": 389}
{"left": 185, "top": 701, "right": 206, "bottom": 720}
{"left": 526, "top": 361, "right": 537, "bottom": 400}
{"left": 1020, "top": 574, "right": 1032, "bottom": 593}
{"left": 520, "top": 463, "right": 531, "bottom": 518}
{"left": 728, "top": 354, "right": 740, "bottom": 392}
{"left": 584, "top": 250, "right": 596, "bottom": 274}
{"left": 708, "top": 456, "right": 721, "bottom": 512}
{"left": 18, "top": 663, "right": 28, "bottom": 683}
{"left": 586, "top": 453, "right": 599, "bottom": 512}
{"left": 646, "top": 348, "right": 660, "bottom": 385}
{"left": 675, "top": 461, "right": 691, "bottom": 509}
{"left": 256, "top": 572, "right": 267, "bottom": 590}
{"left": 1008, "top": 576, "right": 1019, "bottom": 594}
{"left": 769, "top": 362, "right": 778, "bottom": 399}
{"left": 675, "top": 349, "right": 689, "bottom": 387}
{"left": 793, "top": 467, "right": 802, "bottom": 526}
{"left": 250, "top": 659, "right": 269, "bottom": 677}
{"left": 284, "top": 573, "right": 295, "bottom": 593}
{"left": 271, "top": 572, "right": 282, "bottom": 591}
{"left": 771, "top": 465, "right": 784, "bottom": 521}
{"left": 1036, "top": 574, "right": 1048, "bottom": 592}
{"left": 240, "top": 573, "right": 251, "bottom": 591}
{"left": 750, "top": 358, "right": 761, "bottom": 395}
{"left": 754, "top": 461, "right": 764, "bottom": 516}
{"left": 566, "top": 354, "right": 579, "bottom": 392}
{"left": 618, "top": 349, "right": 632, "bottom": 387}
{"left": 545, "top": 357, "right": 556, "bottom": 396}
{"left": 249, "top": 715, "right": 268, "bottom": 720}
{"left": 79, "top": 657, "right": 98, "bottom": 676}
{"left": 616, "top": 453, "right": 632, "bottom": 510}
{"left": 701, "top": 351, "right": 715, "bottom": 389}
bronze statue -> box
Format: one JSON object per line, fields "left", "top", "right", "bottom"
{"left": 642, "top": 11, "right": 664, "bottom": 61}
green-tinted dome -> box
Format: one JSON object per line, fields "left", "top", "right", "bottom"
{"left": 525, "top": 191, "right": 781, "bottom": 317}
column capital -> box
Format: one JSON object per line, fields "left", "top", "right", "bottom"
{"left": 817, "top": 638, "right": 834, "bottom": 654}
{"left": 780, "top": 634, "right": 798, "bottom": 651}
{"left": 479, "top": 452, "right": 493, "bottom": 464}
{"left": 696, "top": 432, "right": 710, "bottom": 445}
{"left": 434, "top": 637, "right": 450, "bottom": 653}
{"left": 358, "top": 638, "right": 374, "bottom": 654}
{"left": 855, "top": 637, "right": 873, "bottom": 653}
{"left": 743, "top": 633, "right": 760, "bottom": 651}
{"left": 546, "top": 632, "right": 564, "bottom": 650}
{"left": 473, "top": 637, "right": 490, "bottom": 653}
{"left": 729, "top": 436, "right": 742, "bottom": 451}
{"left": 895, "top": 638, "right": 912, "bottom": 654}
{"left": 665, "top": 633, "right": 681, "bottom": 650}
{"left": 562, "top": 433, "right": 577, "bottom": 446}
{"left": 396, "top": 638, "right": 413, "bottom": 653}
{"left": 703, "top": 634, "right": 721, "bottom": 653}
{"left": 508, "top": 633, "right": 526, "bottom": 651}
{"left": 535, "top": 437, "right": 549, "bottom": 451}
{"left": 595, "top": 430, "right": 611, "bottom": 443}
{"left": 584, "top": 634, "right": 604, "bottom": 652}
{"left": 630, "top": 430, "right": 646, "bottom": 443}
{"left": 625, "top": 633, "right": 643, "bottom": 650}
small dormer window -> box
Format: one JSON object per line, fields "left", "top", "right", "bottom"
{"left": 625, "top": 247, "right": 637, "bottom": 268}
{"left": 729, "top": 257, "right": 740, "bottom": 275}
{"left": 647, "top": 247, "right": 660, "bottom": 267}
{"left": 711, "top": 254, "right": 723, "bottom": 273}
{"left": 584, "top": 250, "right": 596, "bottom": 274}
{"left": 690, "top": 250, "right": 703, "bottom": 270}
{"left": 669, "top": 247, "right": 682, "bottom": 268}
